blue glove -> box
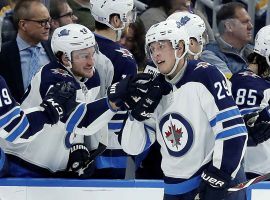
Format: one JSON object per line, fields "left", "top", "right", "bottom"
{"left": 107, "top": 74, "right": 154, "bottom": 110}
{"left": 244, "top": 110, "right": 270, "bottom": 145}
{"left": 66, "top": 143, "right": 95, "bottom": 178}
{"left": 198, "top": 166, "right": 231, "bottom": 200}
{"left": 131, "top": 74, "right": 172, "bottom": 121}
{"left": 41, "top": 82, "right": 77, "bottom": 124}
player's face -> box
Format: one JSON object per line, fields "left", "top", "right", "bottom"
{"left": 149, "top": 40, "right": 177, "bottom": 74}
{"left": 71, "top": 47, "right": 96, "bottom": 78}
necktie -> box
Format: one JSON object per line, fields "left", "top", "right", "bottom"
{"left": 27, "top": 46, "right": 40, "bottom": 87}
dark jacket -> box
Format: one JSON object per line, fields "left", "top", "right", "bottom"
{"left": 0, "top": 39, "right": 55, "bottom": 102}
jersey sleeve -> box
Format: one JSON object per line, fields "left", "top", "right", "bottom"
{"left": 120, "top": 114, "right": 156, "bottom": 155}
{"left": 67, "top": 98, "right": 116, "bottom": 136}
{"left": 0, "top": 76, "right": 54, "bottom": 143}
{"left": 196, "top": 65, "right": 247, "bottom": 178}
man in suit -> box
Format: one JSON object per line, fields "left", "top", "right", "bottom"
{"left": 0, "top": 0, "right": 55, "bottom": 103}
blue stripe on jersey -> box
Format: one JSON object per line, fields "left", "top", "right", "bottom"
{"left": 222, "top": 117, "right": 244, "bottom": 129}
{"left": 6, "top": 116, "right": 29, "bottom": 142}
{"left": 95, "top": 156, "right": 127, "bottom": 169}
{"left": 216, "top": 125, "right": 247, "bottom": 139}
{"left": 0, "top": 148, "right": 6, "bottom": 172}
{"left": 108, "top": 122, "right": 123, "bottom": 131}
{"left": 143, "top": 124, "right": 154, "bottom": 151}
{"left": 164, "top": 175, "right": 201, "bottom": 195}
{"left": 210, "top": 107, "right": 241, "bottom": 127}
{"left": 66, "top": 103, "right": 86, "bottom": 133}
{"left": 240, "top": 107, "right": 260, "bottom": 115}
{"left": 0, "top": 107, "right": 21, "bottom": 128}
{"left": 144, "top": 124, "right": 156, "bottom": 133}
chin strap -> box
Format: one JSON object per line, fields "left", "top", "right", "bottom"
{"left": 188, "top": 44, "right": 203, "bottom": 60}
{"left": 165, "top": 49, "right": 187, "bottom": 77}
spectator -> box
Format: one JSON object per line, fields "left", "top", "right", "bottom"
{"left": 140, "top": 0, "right": 214, "bottom": 42}
{"left": 230, "top": 25, "right": 270, "bottom": 180}
{"left": 0, "top": 0, "right": 18, "bottom": 48}
{"left": 0, "top": 0, "right": 55, "bottom": 103}
{"left": 119, "top": 18, "right": 146, "bottom": 72}
{"left": 49, "top": 0, "right": 78, "bottom": 36}
{"left": 67, "top": 0, "right": 95, "bottom": 31}
{"left": 90, "top": 0, "right": 138, "bottom": 179}
{"left": 0, "top": 0, "right": 10, "bottom": 16}
{"left": 200, "top": 2, "right": 253, "bottom": 79}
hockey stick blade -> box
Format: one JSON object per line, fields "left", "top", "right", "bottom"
{"left": 228, "top": 172, "right": 270, "bottom": 192}
{"left": 194, "top": 172, "right": 270, "bottom": 200}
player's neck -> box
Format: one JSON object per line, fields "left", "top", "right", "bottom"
{"left": 95, "top": 29, "right": 117, "bottom": 42}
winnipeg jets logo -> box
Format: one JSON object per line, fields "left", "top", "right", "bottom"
{"left": 116, "top": 48, "right": 134, "bottom": 59}
{"left": 165, "top": 116, "right": 183, "bottom": 149}
{"left": 238, "top": 71, "right": 260, "bottom": 78}
{"left": 159, "top": 113, "right": 194, "bottom": 157}
{"left": 51, "top": 68, "right": 72, "bottom": 78}
{"left": 176, "top": 16, "right": 191, "bottom": 28}
{"left": 195, "top": 62, "right": 211, "bottom": 70}
{"left": 58, "top": 29, "right": 70, "bottom": 37}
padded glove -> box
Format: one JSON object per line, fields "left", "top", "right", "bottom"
{"left": 40, "top": 82, "right": 77, "bottom": 124}
{"left": 66, "top": 143, "right": 95, "bottom": 178}
{"left": 198, "top": 166, "right": 231, "bottom": 200}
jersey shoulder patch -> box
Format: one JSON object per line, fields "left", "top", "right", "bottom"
{"left": 238, "top": 71, "right": 260, "bottom": 78}
{"left": 115, "top": 47, "right": 134, "bottom": 59}
{"left": 50, "top": 68, "right": 73, "bottom": 78}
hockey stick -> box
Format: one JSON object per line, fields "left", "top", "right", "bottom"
{"left": 194, "top": 172, "right": 270, "bottom": 200}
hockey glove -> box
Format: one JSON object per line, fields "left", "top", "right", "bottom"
{"left": 198, "top": 166, "right": 231, "bottom": 200}
{"left": 66, "top": 143, "right": 95, "bottom": 178}
{"left": 244, "top": 111, "right": 270, "bottom": 145}
{"left": 41, "top": 82, "right": 77, "bottom": 124}
{"left": 131, "top": 75, "right": 172, "bottom": 121}
{"left": 107, "top": 74, "right": 154, "bottom": 110}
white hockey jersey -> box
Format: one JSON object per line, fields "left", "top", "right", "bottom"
{"left": 2, "top": 60, "right": 115, "bottom": 173}
{"left": 121, "top": 60, "right": 247, "bottom": 179}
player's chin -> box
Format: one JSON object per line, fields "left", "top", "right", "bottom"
{"left": 157, "top": 63, "right": 168, "bottom": 74}
{"left": 83, "top": 70, "right": 94, "bottom": 78}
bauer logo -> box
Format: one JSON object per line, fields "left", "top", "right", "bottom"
{"left": 159, "top": 112, "right": 194, "bottom": 157}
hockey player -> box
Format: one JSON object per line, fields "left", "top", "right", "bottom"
{"left": 89, "top": 0, "right": 138, "bottom": 178}
{"left": 0, "top": 24, "right": 116, "bottom": 178}
{"left": 0, "top": 78, "right": 78, "bottom": 177}
{"left": 230, "top": 25, "right": 270, "bottom": 180}
{"left": 118, "top": 20, "right": 248, "bottom": 200}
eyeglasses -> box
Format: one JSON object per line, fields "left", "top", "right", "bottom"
{"left": 23, "top": 18, "right": 52, "bottom": 27}
{"left": 56, "top": 11, "right": 74, "bottom": 19}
